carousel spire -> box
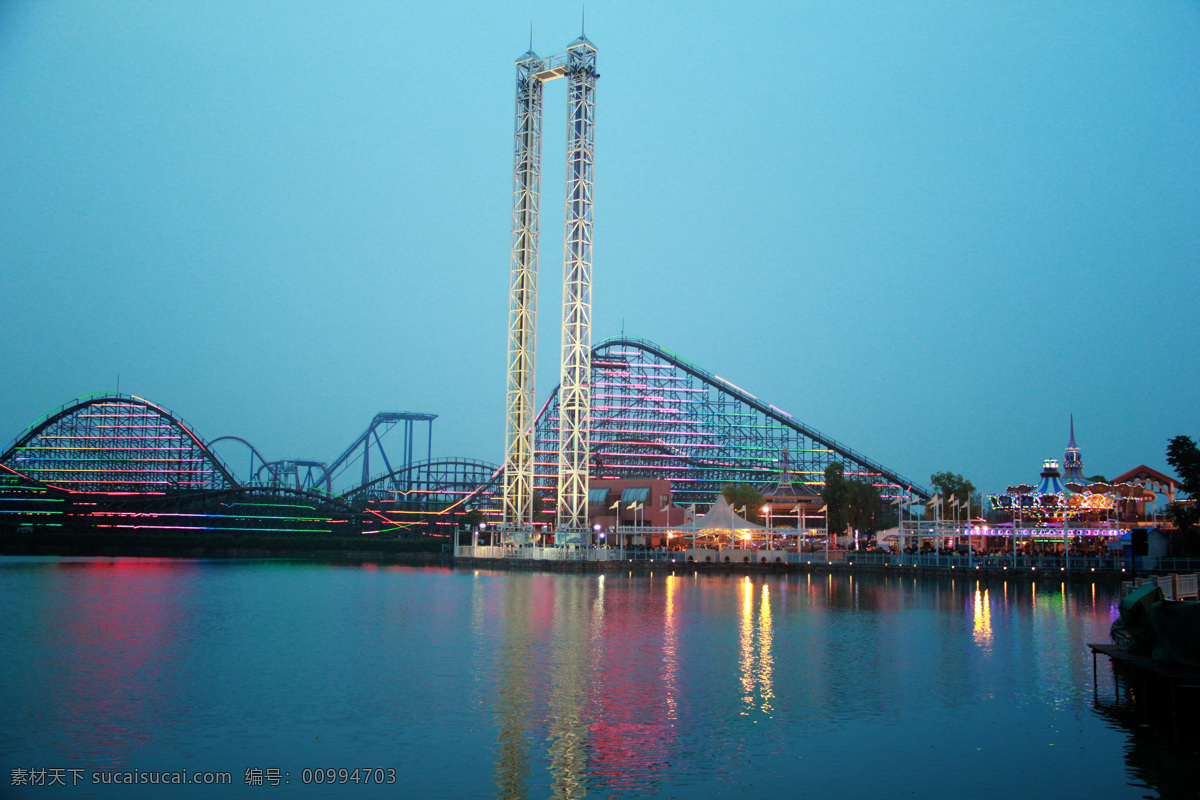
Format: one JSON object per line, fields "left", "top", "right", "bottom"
{"left": 1064, "top": 414, "right": 1083, "bottom": 479}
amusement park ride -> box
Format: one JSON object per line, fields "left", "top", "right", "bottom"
{"left": 0, "top": 31, "right": 929, "bottom": 540}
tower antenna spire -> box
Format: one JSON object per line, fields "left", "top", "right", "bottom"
{"left": 529, "top": 21, "right": 533, "bottom": 51}
{"left": 581, "top": 7, "right": 586, "bottom": 37}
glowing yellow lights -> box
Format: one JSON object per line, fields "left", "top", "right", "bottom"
{"left": 736, "top": 578, "right": 775, "bottom": 717}
{"left": 972, "top": 588, "right": 993, "bottom": 650}
{"left": 738, "top": 580, "right": 754, "bottom": 706}
{"left": 713, "top": 375, "right": 758, "bottom": 399}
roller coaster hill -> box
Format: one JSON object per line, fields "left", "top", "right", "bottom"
{"left": 0, "top": 395, "right": 500, "bottom": 541}
{"left": 0, "top": 337, "right": 928, "bottom": 543}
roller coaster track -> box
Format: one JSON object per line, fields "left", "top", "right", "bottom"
{"left": 534, "top": 337, "right": 931, "bottom": 501}
{"left": 1, "top": 393, "right": 241, "bottom": 493}
{"left": 341, "top": 457, "right": 501, "bottom": 504}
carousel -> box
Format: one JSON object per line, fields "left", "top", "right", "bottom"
{"left": 988, "top": 459, "right": 1154, "bottom": 523}
{"left": 987, "top": 458, "right": 1147, "bottom": 555}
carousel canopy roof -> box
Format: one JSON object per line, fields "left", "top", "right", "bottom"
{"left": 1037, "top": 472, "right": 1067, "bottom": 495}
{"left": 1036, "top": 459, "right": 1068, "bottom": 495}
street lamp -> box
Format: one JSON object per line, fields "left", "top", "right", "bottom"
{"left": 799, "top": 502, "right": 807, "bottom": 553}
{"left": 822, "top": 505, "right": 829, "bottom": 562}
{"left": 593, "top": 523, "right": 601, "bottom": 549}
{"left": 764, "top": 504, "right": 771, "bottom": 549}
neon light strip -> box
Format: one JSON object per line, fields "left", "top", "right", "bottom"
{"left": 25, "top": 437, "right": 201, "bottom": 442}
{"left": 78, "top": 413, "right": 166, "bottom": 418}
{"left": 590, "top": 451, "right": 693, "bottom": 459}
{"left": 594, "top": 394, "right": 698, "bottom": 402}
{"left": 17, "top": 456, "right": 215, "bottom": 463}
{"left": 595, "top": 371, "right": 688, "bottom": 379}
{"left": 88, "top": 512, "right": 331, "bottom": 523}
{"left": 222, "top": 502, "right": 320, "bottom": 510}
{"left": 20, "top": 449, "right": 218, "bottom": 457}
{"left": 23, "top": 479, "right": 219, "bottom": 486}
{"left": 597, "top": 388, "right": 707, "bottom": 394}
{"left": 594, "top": 382, "right": 689, "bottom": 389}
{"left": 23, "top": 469, "right": 218, "bottom": 475}
{"left": 593, "top": 361, "right": 676, "bottom": 369}
{"left": 94, "top": 524, "right": 334, "bottom": 534}
{"left": 712, "top": 375, "right": 758, "bottom": 399}
{"left": 93, "top": 425, "right": 179, "bottom": 429}
{"left": 540, "top": 428, "right": 721, "bottom": 436}
{"left": 593, "top": 463, "right": 771, "bottom": 472}
{"left": 590, "top": 417, "right": 709, "bottom": 425}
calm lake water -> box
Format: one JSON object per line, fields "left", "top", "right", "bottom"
{"left": 1, "top": 557, "right": 1196, "bottom": 799}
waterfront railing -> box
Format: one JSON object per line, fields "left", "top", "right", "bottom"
{"left": 455, "top": 544, "right": 1145, "bottom": 573}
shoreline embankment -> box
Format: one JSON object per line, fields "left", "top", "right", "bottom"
{"left": 0, "top": 534, "right": 1128, "bottom": 583}
{"left": 453, "top": 554, "right": 1127, "bottom": 584}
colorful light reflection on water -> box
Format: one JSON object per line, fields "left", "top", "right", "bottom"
{"left": 1, "top": 558, "right": 1195, "bottom": 798}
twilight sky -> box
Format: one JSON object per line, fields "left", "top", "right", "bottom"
{"left": 2, "top": 1, "right": 1197, "bottom": 499}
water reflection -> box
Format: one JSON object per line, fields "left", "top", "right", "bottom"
{"left": 737, "top": 578, "right": 774, "bottom": 716}
{"left": 972, "top": 588, "right": 992, "bottom": 652}
{"left": 662, "top": 575, "right": 679, "bottom": 722}
{"left": 484, "top": 573, "right": 684, "bottom": 799}
{"left": 547, "top": 577, "right": 593, "bottom": 800}
{"left": 36, "top": 559, "right": 188, "bottom": 766}
{"left": 738, "top": 577, "right": 754, "bottom": 710}
{"left": 492, "top": 574, "right": 534, "bottom": 800}
{"left": 585, "top": 574, "right": 676, "bottom": 795}
{"left": 1091, "top": 690, "right": 1200, "bottom": 799}
{"left": 3, "top": 559, "right": 1176, "bottom": 799}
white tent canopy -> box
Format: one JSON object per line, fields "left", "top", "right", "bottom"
{"left": 672, "top": 495, "right": 765, "bottom": 533}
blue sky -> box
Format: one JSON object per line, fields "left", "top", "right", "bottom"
{"left": 2, "top": 1, "right": 1197, "bottom": 498}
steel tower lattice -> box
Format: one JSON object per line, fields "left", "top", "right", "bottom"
{"left": 503, "top": 49, "right": 545, "bottom": 529}
{"left": 556, "top": 34, "right": 598, "bottom": 537}
{"left": 502, "top": 33, "right": 598, "bottom": 540}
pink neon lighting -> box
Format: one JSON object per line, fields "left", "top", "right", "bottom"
{"left": 594, "top": 451, "right": 691, "bottom": 459}
{"left": 26, "top": 470, "right": 217, "bottom": 477}
{"left": 35, "top": 436, "right": 199, "bottom": 441}
{"left": 595, "top": 462, "right": 765, "bottom": 472}
{"left": 590, "top": 417, "right": 708, "bottom": 425}
{"left": 93, "top": 424, "right": 175, "bottom": 429}
{"left": 597, "top": 387, "right": 707, "bottom": 394}
{"left": 78, "top": 413, "right": 162, "bottom": 418}
{"left": 593, "top": 406, "right": 685, "bottom": 414}
{"left": 540, "top": 429, "right": 721, "bottom": 437}
{"left": 23, "top": 446, "right": 208, "bottom": 452}
{"left": 594, "top": 396, "right": 696, "bottom": 404}
{"left": 45, "top": 479, "right": 216, "bottom": 485}
{"left": 590, "top": 381, "right": 686, "bottom": 391}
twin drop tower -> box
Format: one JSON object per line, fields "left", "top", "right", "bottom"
{"left": 503, "top": 33, "right": 598, "bottom": 543}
